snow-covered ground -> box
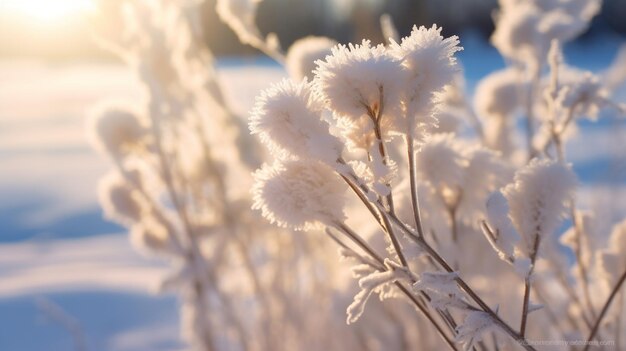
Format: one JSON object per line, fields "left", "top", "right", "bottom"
{"left": 0, "top": 33, "right": 624, "bottom": 350}
{"left": 0, "top": 58, "right": 286, "bottom": 350}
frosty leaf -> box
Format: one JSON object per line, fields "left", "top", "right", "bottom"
{"left": 414, "top": 271, "right": 459, "bottom": 296}
{"left": 347, "top": 286, "right": 376, "bottom": 324}
{"left": 456, "top": 311, "right": 496, "bottom": 351}
{"left": 347, "top": 261, "right": 410, "bottom": 324}
{"left": 351, "top": 264, "right": 377, "bottom": 280}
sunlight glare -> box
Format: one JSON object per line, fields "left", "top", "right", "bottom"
{"left": 2, "top": 0, "right": 95, "bottom": 23}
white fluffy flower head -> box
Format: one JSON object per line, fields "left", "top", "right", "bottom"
{"left": 474, "top": 68, "right": 524, "bottom": 118}
{"left": 249, "top": 78, "right": 341, "bottom": 163}
{"left": 98, "top": 171, "right": 143, "bottom": 226}
{"left": 88, "top": 104, "right": 148, "bottom": 159}
{"left": 252, "top": 160, "right": 346, "bottom": 231}
{"left": 314, "top": 40, "right": 404, "bottom": 125}
{"left": 503, "top": 158, "right": 576, "bottom": 255}
{"left": 390, "top": 25, "right": 462, "bottom": 133}
{"left": 414, "top": 133, "right": 466, "bottom": 190}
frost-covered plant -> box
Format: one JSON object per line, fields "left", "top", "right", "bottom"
{"left": 247, "top": 2, "right": 626, "bottom": 351}
{"left": 90, "top": 0, "right": 626, "bottom": 350}
{"left": 90, "top": 1, "right": 416, "bottom": 350}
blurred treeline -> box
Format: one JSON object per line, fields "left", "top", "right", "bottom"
{"left": 0, "top": 0, "right": 625, "bottom": 60}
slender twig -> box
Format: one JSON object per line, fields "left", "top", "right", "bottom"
{"left": 36, "top": 298, "right": 88, "bottom": 351}
{"left": 571, "top": 206, "right": 598, "bottom": 322}
{"left": 583, "top": 268, "right": 626, "bottom": 351}
{"left": 386, "top": 213, "right": 538, "bottom": 351}
{"left": 524, "top": 69, "right": 540, "bottom": 160}
{"left": 407, "top": 137, "right": 425, "bottom": 239}
{"left": 339, "top": 158, "right": 537, "bottom": 350}
{"left": 616, "top": 290, "right": 624, "bottom": 350}
{"left": 329, "top": 224, "right": 459, "bottom": 351}
{"left": 148, "top": 105, "right": 216, "bottom": 351}
{"left": 363, "top": 87, "right": 408, "bottom": 268}
{"left": 520, "top": 234, "right": 540, "bottom": 337}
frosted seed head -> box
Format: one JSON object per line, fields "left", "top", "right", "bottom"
{"left": 98, "top": 171, "right": 143, "bottom": 226}
{"left": 503, "top": 158, "right": 577, "bottom": 255}
{"left": 252, "top": 160, "right": 346, "bottom": 231}
{"left": 389, "top": 25, "right": 462, "bottom": 136}
{"left": 88, "top": 103, "right": 148, "bottom": 159}
{"left": 474, "top": 68, "right": 524, "bottom": 119}
{"left": 313, "top": 39, "right": 405, "bottom": 144}
{"left": 414, "top": 133, "right": 466, "bottom": 190}
{"left": 249, "top": 78, "right": 342, "bottom": 162}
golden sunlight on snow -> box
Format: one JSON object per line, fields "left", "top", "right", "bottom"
{"left": 0, "top": 0, "right": 95, "bottom": 23}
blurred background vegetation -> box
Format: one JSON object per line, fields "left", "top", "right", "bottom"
{"left": 1, "top": 0, "right": 625, "bottom": 60}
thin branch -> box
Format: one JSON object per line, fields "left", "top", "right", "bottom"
{"left": 386, "top": 213, "right": 538, "bottom": 351}
{"left": 583, "top": 268, "right": 626, "bottom": 351}
{"left": 407, "top": 136, "right": 426, "bottom": 239}
{"left": 520, "top": 234, "right": 540, "bottom": 337}
{"left": 328, "top": 225, "right": 458, "bottom": 351}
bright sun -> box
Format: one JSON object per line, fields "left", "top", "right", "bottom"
{"left": 2, "top": 0, "right": 95, "bottom": 23}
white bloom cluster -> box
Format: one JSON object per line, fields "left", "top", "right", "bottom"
{"left": 90, "top": 0, "right": 626, "bottom": 347}
{"left": 252, "top": 26, "right": 463, "bottom": 232}
{"left": 474, "top": 68, "right": 525, "bottom": 156}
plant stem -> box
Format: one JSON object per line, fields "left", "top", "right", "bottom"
{"left": 571, "top": 205, "right": 597, "bottom": 323}
{"left": 339, "top": 167, "right": 537, "bottom": 350}
{"left": 387, "top": 213, "right": 538, "bottom": 351}
{"left": 524, "top": 68, "right": 541, "bottom": 161}
{"left": 520, "top": 234, "right": 540, "bottom": 337}
{"left": 583, "top": 268, "right": 626, "bottom": 351}
{"left": 407, "top": 137, "right": 425, "bottom": 239}
{"left": 330, "top": 224, "right": 458, "bottom": 351}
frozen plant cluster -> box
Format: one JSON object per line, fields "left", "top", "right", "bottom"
{"left": 89, "top": 0, "right": 626, "bottom": 350}
{"left": 248, "top": 0, "right": 626, "bottom": 350}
